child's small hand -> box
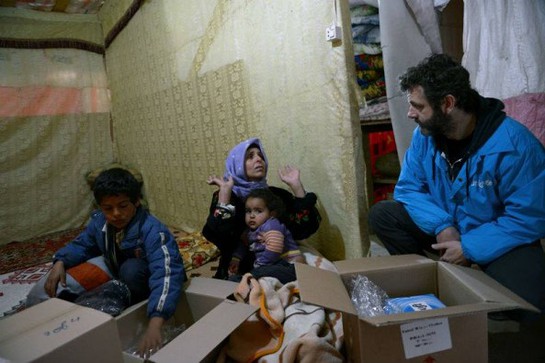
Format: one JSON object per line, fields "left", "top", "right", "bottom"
{"left": 228, "top": 259, "right": 240, "bottom": 276}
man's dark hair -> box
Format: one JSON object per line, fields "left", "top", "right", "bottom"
{"left": 246, "top": 188, "right": 285, "bottom": 219}
{"left": 399, "top": 53, "right": 479, "bottom": 113}
{"left": 93, "top": 167, "right": 142, "bottom": 204}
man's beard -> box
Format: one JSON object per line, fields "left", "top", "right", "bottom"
{"left": 418, "top": 109, "right": 455, "bottom": 137}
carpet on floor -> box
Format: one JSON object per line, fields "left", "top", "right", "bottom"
{"left": 0, "top": 228, "right": 84, "bottom": 275}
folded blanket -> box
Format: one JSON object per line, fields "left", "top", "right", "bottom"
{"left": 218, "top": 253, "right": 344, "bottom": 363}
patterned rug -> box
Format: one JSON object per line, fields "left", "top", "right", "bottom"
{"left": 0, "top": 262, "right": 52, "bottom": 318}
{"left": 0, "top": 227, "right": 220, "bottom": 276}
{"left": 0, "top": 228, "right": 84, "bottom": 275}
{"left": 0, "top": 227, "right": 220, "bottom": 318}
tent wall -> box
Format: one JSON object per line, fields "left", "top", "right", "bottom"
{"left": 100, "top": 0, "right": 367, "bottom": 260}
{"left": 0, "top": 9, "right": 113, "bottom": 244}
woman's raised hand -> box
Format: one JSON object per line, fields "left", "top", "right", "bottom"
{"left": 207, "top": 175, "right": 234, "bottom": 204}
{"left": 206, "top": 175, "right": 234, "bottom": 189}
{"left": 278, "top": 165, "right": 305, "bottom": 198}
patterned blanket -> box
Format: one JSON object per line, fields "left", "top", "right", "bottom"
{"left": 217, "top": 252, "right": 344, "bottom": 363}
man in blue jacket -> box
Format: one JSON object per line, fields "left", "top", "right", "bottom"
{"left": 27, "top": 168, "right": 186, "bottom": 358}
{"left": 369, "top": 54, "right": 545, "bottom": 323}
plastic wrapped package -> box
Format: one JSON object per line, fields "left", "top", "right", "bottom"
{"left": 74, "top": 280, "right": 131, "bottom": 317}
{"left": 384, "top": 293, "right": 446, "bottom": 314}
{"left": 347, "top": 274, "right": 390, "bottom": 317}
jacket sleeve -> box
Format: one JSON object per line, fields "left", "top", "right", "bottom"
{"left": 53, "top": 212, "right": 103, "bottom": 268}
{"left": 145, "top": 226, "right": 186, "bottom": 320}
{"left": 462, "top": 136, "right": 545, "bottom": 264}
{"left": 272, "top": 187, "right": 321, "bottom": 240}
{"left": 394, "top": 130, "right": 454, "bottom": 235}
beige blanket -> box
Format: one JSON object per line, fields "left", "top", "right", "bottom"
{"left": 217, "top": 253, "right": 344, "bottom": 363}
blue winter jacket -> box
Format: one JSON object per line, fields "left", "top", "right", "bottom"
{"left": 395, "top": 115, "right": 545, "bottom": 265}
{"left": 53, "top": 207, "right": 186, "bottom": 319}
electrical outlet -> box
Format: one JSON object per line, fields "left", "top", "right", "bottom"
{"left": 326, "top": 24, "right": 341, "bottom": 42}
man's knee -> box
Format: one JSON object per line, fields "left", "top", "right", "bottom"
{"left": 369, "top": 200, "right": 399, "bottom": 230}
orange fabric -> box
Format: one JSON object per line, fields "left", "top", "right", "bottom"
{"left": 0, "top": 86, "right": 82, "bottom": 117}
{"left": 67, "top": 262, "right": 111, "bottom": 291}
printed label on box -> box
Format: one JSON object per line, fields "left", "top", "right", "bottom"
{"left": 400, "top": 317, "right": 452, "bottom": 359}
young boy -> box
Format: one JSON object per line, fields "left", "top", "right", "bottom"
{"left": 26, "top": 168, "right": 186, "bottom": 358}
{"left": 229, "top": 188, "right": 304, "bottom": 284}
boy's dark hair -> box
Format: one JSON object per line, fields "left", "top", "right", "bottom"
{"left": 399, "top": 53, "right": 479, "bottom": 113}
{"left": 93, "top": 167, "right": 142, "bottom": 204}
{"left": 246, "top": 188, "right": 285, "bottom": 220}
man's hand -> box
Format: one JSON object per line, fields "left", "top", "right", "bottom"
{"left": 431, "top": 241, "right": 471, "bottom": 266}
{"left": 137, "top": 317, "right": 164, "bottom": 359}
{"left": 436, "top": 226, "right": 460, "bottom": 244}
{"left": 45, "top": 260, "right": 66, "bottom": 297}
{"left": 278, "top": 165, "right": 305, "bottom": 198}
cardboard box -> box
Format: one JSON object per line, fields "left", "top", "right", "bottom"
{"left": 0, "top": 298, "right": 123, "bottom": 363}
{"left": 116, "top": 277, "right": 257, "bottom": 363}
{"left": 296, "top": 254, "right": 538, "bottom": 363}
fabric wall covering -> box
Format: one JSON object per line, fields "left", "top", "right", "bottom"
{"left": 101, "top": 0, "right": 368, "bottom": 260}
{"left": 0, "top": 9, "right": 113, "bottom": 245}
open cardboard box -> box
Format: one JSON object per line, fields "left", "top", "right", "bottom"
{"left": 0, "top": 298, "right": 124, "bottom": 363}
{"left": 296, "top": 254, "right": 538, "bottom": 363}
{"left": 117, "top": 277, "right": 257, "bottom": 363}
{"left": 0, "top": 277, "right": 255, "bottom": 363}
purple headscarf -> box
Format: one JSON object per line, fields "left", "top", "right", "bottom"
{"left": 224, "top": 137, "right": 269, "bottom": 198}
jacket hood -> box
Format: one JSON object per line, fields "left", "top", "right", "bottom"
{"left": 467, "top": 96, "right": 506, "bottom": 156}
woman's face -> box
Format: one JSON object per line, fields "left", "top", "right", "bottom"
{"left": 245, "top": 146, "right": 266, "bottom": 181}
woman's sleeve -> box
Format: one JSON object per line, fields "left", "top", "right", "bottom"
{"left": 273, "top": 187, "right": 321, "bottom": 240}
{"left": 202, "top": 191, "right": 244, "bottom": 252}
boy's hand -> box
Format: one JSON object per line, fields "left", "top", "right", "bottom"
{"left": 138, "top": 317, "right": 164, "bottom": 359}
{"left": 45, "top": 260, "right": 66, "bottom": 297}
{"left": 278, "top": 165, "right": 305, "bottom": 198}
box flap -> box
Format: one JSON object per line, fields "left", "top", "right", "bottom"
{"left": 151, "top": 300, "right": 257, "bottom": 363}
{"left": 361, "top": 302, "right": 510, "bottom": 327}
{"left": 184, "top": 277, "right": 241, "bottom": 321}
{"left": 295, "top": 262, "right": 357, "bottom": 315}
{"left": 185, "top": 277, "right": 239, "bottom": 299}
{"left": 334, "top": 254, "right": 434, "bottom": 275}
{"left": 0, "top": 298, "right": 77, "bottom": 342}
{"left": 0, "top": 298, "right": 122, "bottom": 363}
{"left": 439, "top": 263, "right": 539, "bottom": 312}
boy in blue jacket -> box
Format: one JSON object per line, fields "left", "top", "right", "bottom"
{"left": 369, "top": 54, "right": 545, "bottom": 323}
{"left": 27, "top": 168, "right": 186, "bottom": 358}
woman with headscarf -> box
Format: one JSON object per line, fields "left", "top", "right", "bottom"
{"left": 202, "top": 137, "right": 321, "bottom": 281}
